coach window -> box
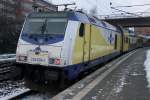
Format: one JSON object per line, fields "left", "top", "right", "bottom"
{"left": 125, "top": 37, "right": 127, "bottom": 43}
{"left": 129, "top": 38, "right": 130, "bottom": 45}
{"left": 126, "top": 37, "right": 128, "bottom": 43}
{"left": 79, "top": 23, "right": 85, "bottom": 37}
{"left": 115, "top": 34, "right": 117, "bottom": 49}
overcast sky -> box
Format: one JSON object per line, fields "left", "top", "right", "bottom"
{"left": 47, "top": 0, "right": 150, "bottom": 16}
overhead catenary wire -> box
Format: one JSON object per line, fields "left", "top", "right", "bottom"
{"left": 109, "top": 2, "right": 150, "bottom": 17}
{"left": 110, "top": 7, "right": 142, "bottom": 17}
{"left": 138, "top": 7, "right": 150, "bottom": 16}
{"left": 113, "top": 3, "right": 150, "bottom": 8}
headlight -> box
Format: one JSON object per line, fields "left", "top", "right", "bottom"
{"left": 49, "top": 58, "right": 66, "bottom": 65}
{"left": 49, "top": 58, "right": 55, "bottom": 64}
{"left": 54, "top": 59, "right": 61, "bottom": 65}
{"left": 17, "top": 56, "right": 27, "bottom": 62}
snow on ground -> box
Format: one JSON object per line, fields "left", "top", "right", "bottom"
{"left": 112, "top": 66, "right": 131, "bottom": 94}
{"left": 21, "top": 93, "right": 50, "bottom": 100}
{"left": 0, "top": 80, "right": 28, "bottom": 100}
{"left": 144, "top": 50, "right": 150, "bottom": 88}
{"left": 114, "top": 75, "right": 126, "bottom": 93}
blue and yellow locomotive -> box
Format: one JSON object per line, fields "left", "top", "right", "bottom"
{"left": 16, "top": 11, "right": 141, "bottom": 88}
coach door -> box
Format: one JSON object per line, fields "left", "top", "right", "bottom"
{"left": 79, "top": 23, "right": 91, "bottom": 64}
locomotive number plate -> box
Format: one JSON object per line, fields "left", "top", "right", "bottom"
{"left": 28, "top": 53, "right": 48, "bottom": 65}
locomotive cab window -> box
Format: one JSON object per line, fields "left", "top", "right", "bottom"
{"left": 22, "top": 15, "right": 68, "bottom": 36}
{"left": 79, "top": 23, "right": 85, "bottom": 37}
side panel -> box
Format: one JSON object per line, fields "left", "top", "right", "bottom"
{"left": 115, "top": 33, "right": 122, "bottom": 52}
{"left": 90, "top": 25, "right": 108, "bottom": 60}
{"left": 72, "top": 22, "right": 121, "bottom": 64}
{"left": 61, "top": 21, "right": 79, "bottom": 65}
{"left": 123, "top": 30, "right": 129, "bottom": 52}
{"left": 83, "top": 24, "right": 91, "bottom": 62}
{"left": 72, "top": 23, "right": 84, "bottom": 64}
{"left": 72, "top": 23, "right": 91, "bottom": 64}
{"left": 89, "top": 24, "right": 122, "bottom": 62}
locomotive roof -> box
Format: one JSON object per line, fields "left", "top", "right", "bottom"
{"left": 28, "top": 11, "right": 121, "bottom": 33}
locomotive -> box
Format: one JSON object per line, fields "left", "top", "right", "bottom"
{"left": 16, "top": 11, "right": 142, "bottom": 88}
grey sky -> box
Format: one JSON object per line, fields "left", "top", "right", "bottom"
{"left": 47, "top": 0, "right": 150, "bottom": 15}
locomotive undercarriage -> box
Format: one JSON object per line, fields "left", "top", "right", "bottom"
{"left": 16, "top": 63, "right": 67, "bottom": 89}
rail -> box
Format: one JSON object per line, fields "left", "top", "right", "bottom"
{"left": 0, "top": 54, "right": 16, "bottom": 61}
{"left": 0, "top": 54, "right": 16, "bottom": 81}
{"left": 1, "top": 89, "right": 31, "bottom": 100}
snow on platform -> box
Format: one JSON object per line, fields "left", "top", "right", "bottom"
{"left": 52, "top": 48, "right": 150, "bottom": 100}
{"left": 144, "top": 49, "right": 150, "bottom": 88}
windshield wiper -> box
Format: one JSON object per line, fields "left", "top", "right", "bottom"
{"left": 41, "top": 18, "right": 47, "bottom": 34}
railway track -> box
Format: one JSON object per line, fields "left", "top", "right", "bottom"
{"left": 8, "top": 90, "right": 56, "bottom": 100}
{"left": 2, "top": 89, "right": 31, "bottom": 100}
{"left": 0, "top": 54, "right": 16, "bottom": 81}
{"left": 0, "top": 51, "right": 139, "bottom": 100}
{"left": 0, "top": 80, "right": 32, "bottom": 100}
{"left": 2, "top": 89, "right": 55, "bottom": 100}
{"left": 0, "top": 80, "right": 60, "bottom": 100}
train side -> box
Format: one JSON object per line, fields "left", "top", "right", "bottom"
{"left": 71, "top": 18, "right": 123, "bottom": 79}
{"left": 15, "top": 11, "right": 141, "bottom": 88}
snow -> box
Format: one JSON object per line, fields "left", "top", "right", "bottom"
{"left": 91, "top": 96, "right": 97, "bottom": 100}
{"left": 98, "top": 89, "right": 103, "bottom": 93}
{"left": 68, "top": 91, "right": 74, "bottom": 96}
{"left": 0, "top": 80, "right": 29, "bottom": 100}
{"left": 21, "top": 93, "right": 50, "bottom": 100}
{"left": 115, "top": 76, "right": 126, "bottom": 93}
{"left": 1, "top": 89, "right": 30, "bottom": 100}
{"left": 113, "top": 68, "right": 130, "bottom": 94}
{"left": 130, "top": 72, "right": 144, "bottom": 76}
{"left": 77, "top": 84, "right": 84, "bottom": 89}
{"left": 144, "top": 50, "right": 150, "bottom": 88}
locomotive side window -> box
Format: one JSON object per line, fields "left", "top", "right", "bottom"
{"left": 79, "top": 23, "right": 85, "bottom": 37}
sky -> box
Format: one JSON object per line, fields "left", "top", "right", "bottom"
{"left": 47, "top": 0, "right": 150, "bottom": 16}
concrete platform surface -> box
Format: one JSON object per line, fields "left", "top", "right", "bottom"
{"left": 52, "top": 47, "right": 150, "bottom": 100}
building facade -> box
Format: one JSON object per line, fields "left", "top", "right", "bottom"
{"left": 16, "top": 0, "right": 57, "bottom": 21}
{"left": 135, "top": 27, "right": 150, "bottom": 36}
{"left": 0, "top": 0, "right": 57, "bottom": 53}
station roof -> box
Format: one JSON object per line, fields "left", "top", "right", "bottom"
{"left": 102, "top": 16, "right": 150, "bottom": 27}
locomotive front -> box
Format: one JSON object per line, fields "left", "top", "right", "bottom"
{"left": 16, "top": 12, "right": 68, "bottom": 66}
{"left": 16, "top": 12, "right": 71, "bottom": 83}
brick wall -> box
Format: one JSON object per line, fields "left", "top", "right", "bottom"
{"left": 135, "top": 27, "right": 150, "bottom": 35}
{"left": 0, "top": 0, "right": 57, "bottom": 54}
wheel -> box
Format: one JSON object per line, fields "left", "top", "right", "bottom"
{"left": 59, "top": 70, "right": 66, "bottom": 90}
{"left": 10, "top": 66, "right": 24, "bottom": 80}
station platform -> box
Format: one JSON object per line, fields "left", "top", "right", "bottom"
{"left": 52, "top": 47, "right": 150, "bottom": 100}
